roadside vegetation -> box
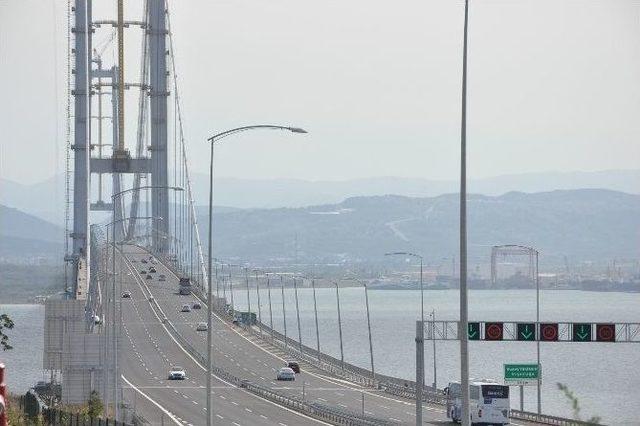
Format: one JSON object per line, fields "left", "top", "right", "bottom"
{"left": 557, "top": 383, "right": 602, "bottom": 424}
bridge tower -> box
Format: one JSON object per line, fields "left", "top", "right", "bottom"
{"left": 68, "top": 0, "right": 170, "bottom": 295}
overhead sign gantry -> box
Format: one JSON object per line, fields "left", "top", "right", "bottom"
{"left": 423, "top": 321, "right": 638, "bottom": 343}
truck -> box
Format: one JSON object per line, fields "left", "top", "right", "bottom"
{"left": 178, "top": 277, "right": 192, "bottom": 295}
{"left": 237, "top": 311, "right": 257, "bottom": 326}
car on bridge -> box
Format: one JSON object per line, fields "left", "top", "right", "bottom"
{"left": 168, "top": 366, "right": 186, "bottom": 380}
{"left": 121, "top": 291, "right": 131, "bottom": 298}
{"left": 196, "top": 322, "right": 208, "bottom": 331}
{"left": 276, "top": 367, "right": 296, "bottom": 381}
{"left": 287, "top": 361, "right": 300, "bottom": 374}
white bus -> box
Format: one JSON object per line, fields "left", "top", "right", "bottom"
{"left": 444, "top": 379, "right": 510, "bottom": 425}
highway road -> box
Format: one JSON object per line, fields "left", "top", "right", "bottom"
{"left": 118, "top": 244, "right": 543, "bottom": 425}
{"left": 116, "top": 248, "right": 335, "bottom": 426}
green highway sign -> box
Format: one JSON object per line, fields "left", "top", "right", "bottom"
{"left": 504, "top": 363, "right": 540, "bottom": 386}
{"left": 517, "top": 323, "right": 536, "bottom": 341}
{"left": 468, "top": 322, "right": 480, "bottom": 340}
{"left": 572, "top": 323, "right": 592, "bottom": 342}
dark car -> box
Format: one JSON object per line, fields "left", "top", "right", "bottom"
{"left": 287, "top": 361, "right": 300, "bottom": 374}
{"left": 141, "top": 259, "right": 148, "bottom": 264}
{"left": 192, "top": 302, "right": 202, "bottom": 310}
{"left": 149, "top": 267, "right": 157, "bottom": 273}
{"left": 121, "top": 291, "right": 132, "bottom": 298}
{"left": 140, "top": 270, "right": 147, "bottom": 274}
{"left": 146, "top": 274, "right": 153, "bottom": 280}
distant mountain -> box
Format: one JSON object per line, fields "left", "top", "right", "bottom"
{"left": 202, "top": 189, "right": 640, "bottom": 267}
{"left": 189, "top": 169, "right": 640, "bottom": 209}
{"left": 0, "top": 204, "right": 64, "bottom": 261}
{"left": 0, "top": 174, "right": 66, "bottom": 225}
{"left": 2, "top": 169, "right": 639, "bottom": 219}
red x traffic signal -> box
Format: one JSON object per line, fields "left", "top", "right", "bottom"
{"left": 596, "top": 324, "right": 615, "bottom": 342}
{"left": 540, "top": 323, "right": 559, "bottom": 341}
{"left": 484, "top": 322, "right": 504, "bottom": 341}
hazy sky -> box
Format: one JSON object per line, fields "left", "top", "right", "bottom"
{"left": 1, "top": 0, "right": 639, "bottom": 185}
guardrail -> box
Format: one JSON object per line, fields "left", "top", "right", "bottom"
{"left": 124, "top": 254, "right": 392, "bottom": 426}
{"left": 141, "top": 250, "right": 601, "bottom": 426}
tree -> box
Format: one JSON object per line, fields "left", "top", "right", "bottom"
{"left": 556, "top": 383, "right": 601, "bottom": 425}
{"left": 86, "top": 390, "right": 103, "bottom": 418}
{"left": 0, "top": 313, "right": 14, "bottom": 351}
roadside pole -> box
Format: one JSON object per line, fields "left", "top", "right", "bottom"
{"left": 294, "top": 277, "right": 303, "bottom": 354}
{"left": 312, "top": 279, "right": 321, "bottom": 362}
{"left": 415, "top": 321, "right": 424, "bottom": 426}
{"left": 267, "top": 275, "right": 274, "bottom": 341}
{"left": 281, "top": 276, "right": 288, "bottom": 352}
{"left": 245, "top": 268, "right": 251, "bottom": 321}
{"left": 335, "top": 282, "right": 345, "bottom": 371}
{"left": 255, "top": 272, "right": 263, "bottom": 336}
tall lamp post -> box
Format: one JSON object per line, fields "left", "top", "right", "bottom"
{"left": 205, "top": 125, "right": 307, "bottom": 426}
{"left": 344, "top": 276, "right": 375, "bottom": 380}
{"left": 385, "top": 251, "right": 425, "bottom": 423}
{"left": 385, "top": 252, "right": 424, "bottom": 327}
{"left": 459, "top": 1, "right": 471, "bottom": 424}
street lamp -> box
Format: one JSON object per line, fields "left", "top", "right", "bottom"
{"left": 205, "top": 125, "right": 307, "bottom": 426}
{"left": 385, "top": 251, "right": 424, "bottom": 424}
{"left": 459, "top": 1, "right": 471, "bottom": 425}
{"left": 343, "top": 275, "right": 375, "bottom": 380}
{"left": 111, "top": 185, "right": 183, "bottom": 254}
{"left": 385, "top": 252, "right": 424, "bottom": 326}
{"left": 492, "top": 244, "right": 540, "bottom": 413}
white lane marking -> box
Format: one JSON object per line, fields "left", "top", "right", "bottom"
{"left": 121, "top": 375, "right": 182, "bottom": 426}
{"left": 121, "top": 247, "right": 333, "bottom": 425}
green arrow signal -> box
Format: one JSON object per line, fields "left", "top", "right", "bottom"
{"left": 577, "top": 325, "right": 589, "bottom": 341}
{"left": 517, "top": 323, "right": 536, "bottom": 341}
{"left": 521, "top": 325, "right": 533, "bottom": 340}
{"left": 468, "top": 325, "right": 477, "bottom": 338}
{"left": 572, "top": 323, "right": 592, "bottom": 342}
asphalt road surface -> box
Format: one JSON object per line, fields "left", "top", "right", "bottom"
{"left": 117, "top": 244, "right": 543, "bottom": 426}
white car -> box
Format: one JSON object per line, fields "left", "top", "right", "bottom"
{"left": 196, "top": 322, "right": 208, "bottom": 331}
{"left": 276, "top": 367, "right": 295, "bottom": 381}
{"left": 168, "top": 366, "right": 186, "bottom": 380}
{"left": 181, "top": 304, "right": 191, "bottom": 312}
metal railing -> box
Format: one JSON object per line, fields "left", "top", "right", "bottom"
{"left": 126, "top": 254, "right": 392, "bottom": 426}
{"left": 145, "top": 251, "right": 601, "bottom": 426}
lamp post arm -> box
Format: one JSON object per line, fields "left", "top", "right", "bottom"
{"left": 207, "top": 125, "right": 306, "bottom": 144}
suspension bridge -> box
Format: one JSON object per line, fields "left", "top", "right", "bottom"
{"left": 37, "top": 1, "right": 617, "bottom": 426}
